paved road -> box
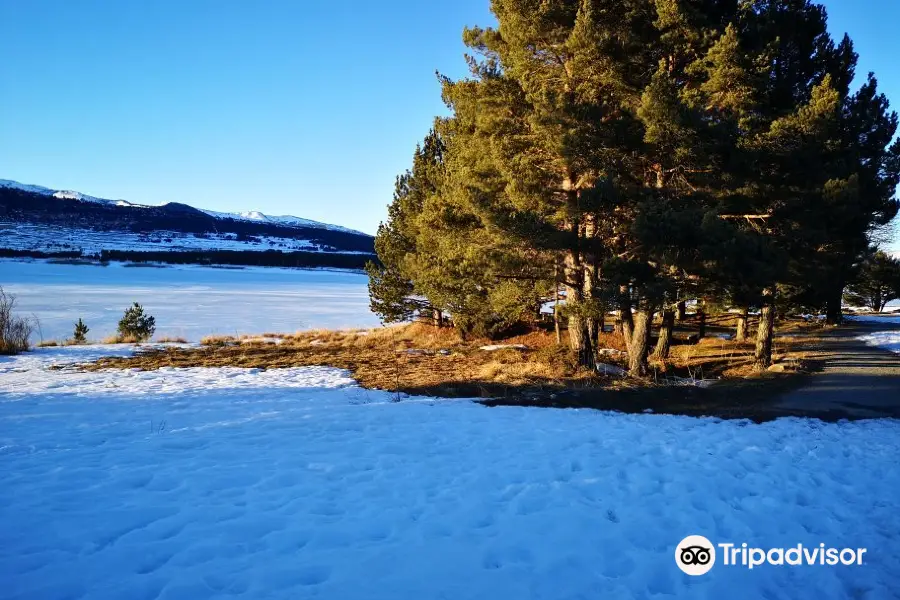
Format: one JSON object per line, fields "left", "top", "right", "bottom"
{"left": 776, "top": 323, "right": 900, "bottom": 418}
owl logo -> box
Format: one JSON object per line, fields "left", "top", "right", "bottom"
{"left": 676, "top": 535, "right": 716, "bottom": 575}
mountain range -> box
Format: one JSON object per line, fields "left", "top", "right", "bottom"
{"left": 0, "top": 179, "right": 376, "bottom": 268}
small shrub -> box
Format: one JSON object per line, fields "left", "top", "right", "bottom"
{"left": 117, "top": 303, "right": 156, "bottom": 342}
{"left": 73, "top": 318, "right": 89, "bottom": 344}
{"left": 0, "top": 287, "right": 33, "bottom": 355}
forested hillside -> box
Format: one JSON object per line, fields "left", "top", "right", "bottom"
{"left": 0, "top": 185, "right": 376, "bottom": 267}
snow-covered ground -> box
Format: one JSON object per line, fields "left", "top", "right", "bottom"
{"left": 0, "top": 260, "right": 380, "bottom": 341}
{"left": 0, "top": 222, "right": 365, "bottom": 255}
{"left": 1, "top": 346, "right": 898, "bottom": 599}
{"left": 849, "top": 314, "right": 900, "bottom": 324}
{"left": 858, "top": 331, "right": 900, "bottom": 354}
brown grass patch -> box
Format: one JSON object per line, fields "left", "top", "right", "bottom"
{"left": 155, "top": 336, "right": 188, "bottom": 344}
{"left": 657, "top": 331, "right": 822, "bottom": 381}
{"left": 37, "top": 340, "right": 59, "bottom": 348}
{"left": 80, "top": 320, "right": 817, "bottom": 403}
{"left": 86, "top": 323, "right": 612, "bottom": 396}
{"left": 102, "top": 334, "right": 143, "bottom": 344}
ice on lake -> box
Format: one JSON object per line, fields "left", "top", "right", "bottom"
{"left": 0, "top": 260, "right": 381, "bottom": 342}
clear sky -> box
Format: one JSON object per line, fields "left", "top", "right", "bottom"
{"left": 1, "top": 1, "right": 898, "bottom": 237}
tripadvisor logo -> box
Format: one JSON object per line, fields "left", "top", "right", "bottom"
{"left": 675, "top": 535, "right": 867, "bottom": 576}
{"left": 676, "top": 535, "right": 716, "bottom": 576}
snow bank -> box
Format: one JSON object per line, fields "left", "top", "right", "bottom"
{"left": 858, "top": 331, "right": 900, "bottom": 354}
{"left": 1, "top": 347, "right": 898, "bottom": 599}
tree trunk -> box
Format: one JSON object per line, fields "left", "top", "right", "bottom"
{"left": 825, "top": 285, "right": 843, "bottom": 326}
{"left": 565, "top": 251, "right": 594, "bottom": 369}
{"left": 697, "top": 305, "right": 706, "bottom": 340}
{"left": 432, "top": 308, "right": 444, "bottom": 328}
{"left": 562, "top": 184, "right": 595, "bottom": 370}
{"left": 872, "top": 290, "right": 882, "bottom": 314}
{"left": 554, "top": 301, "right": 562, "bottom": 345}
{"left": 735, "top": 307, "right": 749, "bottom": 342}
{"left": 583, "top": 216, "right": 599, "bottom": 349}
{"left": 620, "top": 302, "right": 634, "bottom": 350}
{"left": 553, "top": 273, "right": 562, "bottom": 345}
{"left": 754, "top": 288, "right": 776, "bottom": 369}
{"left": 676, "top": 300, "right": 686, "bottom": 321}
{"left": 614, "top": 319, "right": 623, "bottom": 335}
{"left": 652, "top": 309, "right": 675, "bottom": 360}
{"left": 628, "top": 308, "right": 652, "bottom": 377}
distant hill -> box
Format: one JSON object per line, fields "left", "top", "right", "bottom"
{"left": 0, "top": 179, "right": 376, "bottom": 268}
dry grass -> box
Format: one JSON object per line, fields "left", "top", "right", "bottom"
{"left": 38, "top": 339, "right": 86, "bottom": 347}
{"left": 81, "top": 320, "right": 818, "bottom": 399}
{"left": 87, "top": 323, "right": 613, "bottom": 396}
{"left": 102, "top": 334, "right": 143, "bottom": 344}
{"left": 200, "top": 335, "right": 237, "bottom": 347}
{"left": 155, "top": 336, "right": 188, "bottom": 344}
{"left": 657, "top": 331, "right": 822, "bottom": 381}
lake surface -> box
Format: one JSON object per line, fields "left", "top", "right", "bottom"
{"left": 0, "top": 260, "right": 380, "bottom": 342}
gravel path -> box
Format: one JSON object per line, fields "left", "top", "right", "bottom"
{"left": 776, "top": 323, "right": 900, "bottom": 419}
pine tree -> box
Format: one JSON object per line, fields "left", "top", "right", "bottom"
{"left": 371, "top": 0, "right": 899, "bottom": 377}
{"left": 73, "top": 318, "right": 89, "bottom": 344}
{"left": 367, "top": 131, "right": 446, "bottom": 325}
{"left": 845, "top": 250, "right": 900, "bottom": 312}
{"left": 117, "top": 303, "right": 156, "bottom": 342}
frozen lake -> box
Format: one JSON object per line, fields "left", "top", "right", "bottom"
{"left": 0, "top": 260, "right": 381, "bottom": 342}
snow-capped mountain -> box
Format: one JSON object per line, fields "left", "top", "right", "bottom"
{"left": 0, "top": 178, "right": 375, "bottom": 267}
{"left": 0, "top": 179, "right": 366, "bottom": 235}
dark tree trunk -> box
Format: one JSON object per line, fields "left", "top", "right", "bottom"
{"left": 676, "top": 300, "right": 686, "bottom": 321}
{"left": 620, "top": 299, "right": 634, "bottom": 350}
{"left": 697, "top": 305, "right": 706, "bottom": 339}
{"left": 628, "top": 308, "right": 652, "bottom": 377}
{"left": 554, "top": 305, "right": 562, "bottom": 345}
{"left": 432, "top": 309, "right": 444, "bottom": 328}
{"left": 565, "top": 264, "right": 595, "bottom": 369}
{"left": 754, "top": 288, "right": 776, "bottom": 369}
{"left": 652, "top": 309, "right": 675, "bottom": 360}
{"left": 614, "top": 319, "right": 623, "bottom": 336}
{"left": 825, "top": 285, "right": 843, "bottom": 326}
{"left": 553, "top": 275, "right": 562, "bottom": 345}
{"left": 735, "top": 307, "right": 749, "bottom": 342}
{"left": 872, "top": 290, "right": 882, "bottom": 313}
{"left": 565, "top": 211, "right": 597, "bottom": 370}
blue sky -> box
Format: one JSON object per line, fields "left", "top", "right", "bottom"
{"left": 0, "top": 1, "right": 897, "bottom": 236}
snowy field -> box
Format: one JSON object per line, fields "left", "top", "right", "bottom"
{"left": 0, "top": 260, "right": 380, "bottom": 341}
{"left": 1, "top": 347, "right": 899, "bottom": 599}
{"left": 2, "top": 262, "right": 900, "bottom": 598}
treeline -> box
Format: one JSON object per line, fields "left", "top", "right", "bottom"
{"left": 367, "top": 0, "right": 900, "bottom": 377}
{"left": 0, "top": 249, "right": 82, "bottom": 259}
{"left": 100, "top": 249, "right": 376, "bottom": 270}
